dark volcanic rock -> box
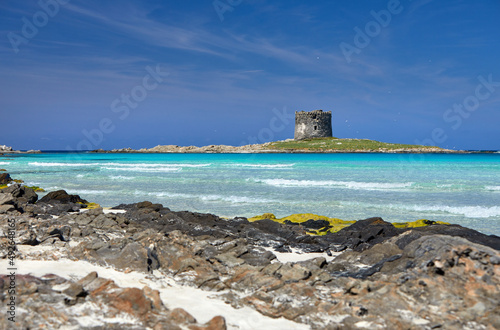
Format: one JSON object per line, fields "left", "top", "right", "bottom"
{"left": 395, "top": 224, "right": 500, "bottom": 251}
{"left": 39, "top": 190, "right": 88, "bottom": 204}
{"left": 33, "top": 189, "right": 90, "bottom": 215}
{"left": 324, "top": 217, "right": 402, "bottom": 251}
{"left": 0, "top": 173, "right": 12, "bottom": 184}
{"left": 2, "top": 184, "right": 38, "bottom": 204}
{"left": 299, "top": 219, "right": 331, "bottom": 230}
{"left": 0, "top": 184, "right": 38, "bottom": 213}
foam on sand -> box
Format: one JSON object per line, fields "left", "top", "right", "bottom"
{"left": 0, "top": 259, "right": 307, "bottom": 330}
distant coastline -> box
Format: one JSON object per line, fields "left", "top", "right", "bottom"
{"left": 90, "top": 137, "right": 474, "bottom": 154}
{"left": 0, "top": 145, "right": 41, "bottom": 154}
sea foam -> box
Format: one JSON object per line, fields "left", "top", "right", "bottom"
{"left": 135, "top": 190, "right": 275, "bottom": 204}
{"left": 228, "top": 163, "right": 295, "bottom": 169}
{"left": 254, "top": 178, "right": 414, "bottom": 190}
{"left": 109, "top": 175, "right": 135, "bottom": 180}
{"left": 29, "top": 162, "right": 96, "bottom": 167}
{"left": 103, "top": 166, "right": 182, "bottom": 173}
{"left": 400, "top": 204, "right": 500, "bottom": 218}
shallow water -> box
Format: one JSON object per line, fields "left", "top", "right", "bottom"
{"left": 3, "top": 152, "right": 500, "bottom": 236}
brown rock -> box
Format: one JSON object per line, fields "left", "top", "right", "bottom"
{"left": 168, "top": 308, "right": 197, "bottom": 324}
{"left": 189, "top": 315, "right": 227, "bottom": 330}
{"left": 0, "top": 173, "right": 12, "bottom": 184}
{"left": 108, "top": 287, "right": 152, "bottom": 317}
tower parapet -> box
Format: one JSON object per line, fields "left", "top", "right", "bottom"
{"left": 294, "top": 110, "right": 332, "bottom": 140}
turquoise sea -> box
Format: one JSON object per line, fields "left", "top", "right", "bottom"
{"left": 2, "top": 152, "right": 499, "bottom": 236}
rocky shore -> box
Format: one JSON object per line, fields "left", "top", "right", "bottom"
{"left": 92, "top": 143, "right": 271, "bottom": 154}
{"left": 0, "top": 145, "right": 41, "bottom": 154}
{"left": 1, "top": 176, "right": 499, "bottom": 329}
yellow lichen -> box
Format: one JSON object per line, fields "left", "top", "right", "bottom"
{"left": 24, "top": 185, "right": 45, "bottom": 192}
{"left": 393, "top": 219, "right": 450, "bottom": 228}
{"left": 78, "top": 202, "right": 101, "bottom": 209}
{"left": 249, "top": 214, "right": 450, "bottom": 236}
{"left": 248, "top": 213, "right": 356, "bottom": 235}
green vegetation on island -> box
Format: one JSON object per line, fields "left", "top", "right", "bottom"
{"left": 266, "top": 137, "right": 446, "bottom": 152}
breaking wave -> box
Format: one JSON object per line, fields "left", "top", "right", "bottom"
{"left": 227, "top": 163, "right": 295, "bottom": 169}
{"left": 252, "top": 178, "right": 414, "bottom": 190}
{"left": 394, "top": 204, "right": 500, "bottom": 218}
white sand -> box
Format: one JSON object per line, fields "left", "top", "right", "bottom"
{"left": 103, "top": 209, "right": 127, "bottom": 214}
{"left": 0, "top": 259, "right": 308, "bottom": 330}
{"left": 263, "top": 246, "right": 340, "bottom": 263}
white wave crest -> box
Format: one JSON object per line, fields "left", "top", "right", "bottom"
{"left": 200, "top": 194, "right": 273, "bottom": 204}
{"left": 101, "top": 163, "right": 211, "bottom": 168}
{"left": 65, "top": 189, "right": 109, "bottom": 195}
{"left": 102, "top": 166, "right": 182, "bottom": 173}
{"left": 485, "top": 185, "right": 500, "bottom": 191}
{"left": 29, "top": 162, "right": 95, "bottom": 167}
{"left": 29, "top": 162, "right": 210, "bottom": 169}
{"left": 404, "top": 204, "right": 500, "bottom": 218}
{"left": 109, "top": 175, "right": 135, "bottom": 180}
{"left": 228, "top": 163, "right": 295, "bottom": 169}
{"left": 135, "top": 190, "right": 274, "bottom": 204}
{"left": 254, "top": 178, "right": 414, "bottom": 190}
{"left": 0, "top": 162, "right": 10, "bottom": 165}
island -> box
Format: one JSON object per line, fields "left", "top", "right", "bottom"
{"left": 91, "top": 137, "right": 458, "bottom": 153}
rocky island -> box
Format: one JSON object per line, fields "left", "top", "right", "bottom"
{"left": 0, "top": 145, "right": 41, "bottom": 154}
{"left": 92, "top": 137, "right": 458, "bottom": 154}
{"left": 1, "top": 172, "right": 499, "bottom": 329}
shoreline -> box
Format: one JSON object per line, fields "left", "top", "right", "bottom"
{"left": 1, "top": 175, "right": 499, "bottom": 329}
{"left": 91, "top": 149, "right": 494, "bottom": 154}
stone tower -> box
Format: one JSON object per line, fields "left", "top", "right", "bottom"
{"left": 294, "top": 110, "right": 332, "bottom": 140}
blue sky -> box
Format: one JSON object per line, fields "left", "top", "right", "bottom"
{"left": 1, "top": 0, "right": 499, "bottom": 150}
